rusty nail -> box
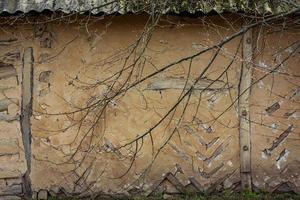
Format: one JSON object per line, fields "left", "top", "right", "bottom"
{"left": 246, "top": 38, "right": 251, "bottom": 44}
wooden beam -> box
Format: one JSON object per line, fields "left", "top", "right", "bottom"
{"left": 239, "top": 28, "right": 253, "bottom": 191}
{"left": 21, "top": 47, "right": 34, "bottom": 198}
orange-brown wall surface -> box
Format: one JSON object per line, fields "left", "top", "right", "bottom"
{"left": 0, "top": 14, "right": 299, "bottom": 199}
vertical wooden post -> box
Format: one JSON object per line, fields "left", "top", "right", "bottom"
{"left": 21, "top": 47, "right": 34, "bottom": 198}
{"left": 239, "top": 28, "right": 253, "bottom": 191}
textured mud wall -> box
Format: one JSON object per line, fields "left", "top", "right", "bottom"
{"left": 0, "top": 14, "right": 299, "bottom": 199}
{"left": 251, "top": 27, "right": 300, "bottom": 192}
{"left": 29, "top": 15, "right": 242, "bottom": 198}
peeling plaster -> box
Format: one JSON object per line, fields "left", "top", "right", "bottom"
{"left": 259, "top": 61, "right": 269, "bottom": 69}
{"left": 227, "top": 161, "right": 233, "bottom": 167}
{"left": 276, "top": 149, "right": 289, "bottom": 170}
{"left": 261, "top": 151, "right": 269, "bottom": 160}
{"left": 271, "top": 123, "right": 278, "bottom": 133}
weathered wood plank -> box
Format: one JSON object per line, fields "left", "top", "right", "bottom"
{"left": 239, "top": 28, "right": 253, "bottom": 191}
{"left": 20, "top": 47, "right": 34, "bottom": 198}
{"left": 146, "top": 77, "right": 232, "bottom": 91}
{"left": 262, "top": 125, "right": 293, "bottom": 156}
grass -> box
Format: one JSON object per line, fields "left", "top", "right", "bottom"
{"left": 166, "top": 192, "right": 300, "bottom": 200}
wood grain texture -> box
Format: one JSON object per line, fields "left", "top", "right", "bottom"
{"left": 239, "top": 28, "right": 253, "bottom": 190}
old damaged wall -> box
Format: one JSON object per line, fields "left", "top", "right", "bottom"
{"left": 251, "top": 26, "right": 300, "bottom": 192}
{"left": 32, "top": 14, "right": 242, "bottom": 197}
{"left": 0, "top": 30, "right": 28, "bottom": 198}
{"left": 0, "top": 13, "right": 299, "bottom": 198}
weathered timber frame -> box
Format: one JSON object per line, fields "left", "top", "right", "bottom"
{"left": 21, "top": 47, "right": 34, "bottom": 198}
{"left": 239, "top": 27, "right": 253, "bottom": 191}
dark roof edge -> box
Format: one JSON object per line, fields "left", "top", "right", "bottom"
{"left": 0, "top": 0, "right": 299, "bottom": 15}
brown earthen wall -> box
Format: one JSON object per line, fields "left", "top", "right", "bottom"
{"left": 0, "top": 14, "right": 299, "bottom": 199}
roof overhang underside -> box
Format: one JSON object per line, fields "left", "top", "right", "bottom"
{"left": 0, "top": 0, "right": 298, "bottom": 15}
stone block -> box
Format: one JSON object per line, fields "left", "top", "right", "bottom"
{"left": 32, "top": 191, "right": 38, "bottom": 200}
{"left": 0, "top": 138, "right": 19, "bottom": 157}
{"left": 0, "top": 62, "right": 17, "bottom": 80}
{"left": 0, "top": 184, "right": 22, "bottom": 196}
{"left": 0, "top": 169, "right": 20, "bottom": 179}
{"left": 0, "top": 196, "right": 22, "bottom": 200}
{"left": 5, "top": 178, "right": 22, "bottom": 186}
{"left": 38, "top": 189, "right": 48, "bottom": 200}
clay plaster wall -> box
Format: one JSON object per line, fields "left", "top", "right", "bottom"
{"left": 251, "top": 27, "right": 300, "bottom": 190}
{"left": 0, "top": 14, "right": 299, "bottom": 199}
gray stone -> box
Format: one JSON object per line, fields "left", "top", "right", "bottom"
{"left": 0, "top": 113, "right": 19, "bottom": 122}
{"left": 5, "top": 178, "right": 22, "bottom": 186}
{"left": 0, "top": 178, "right": 6, "bottom": 188}
{"left": 223, "top": 179, "right": 233, "bottom": 189}
{"left": 38, "top": 189, "right": 48, "bottom": 200}
{"left": 0, "top": 169, "right": 20, "bottom": 179}
{"left": 1, "top": 184, "right": 22, "bottom": 196}
{"left": 163, "top": 194, "right": 175, "bottom": 200}
{"left": 0, "top": 138, "right": 19, "bottom": 157}
{"left": 32, "top": 191, "right": 38, "bottom": 199}
{"left": 49, "top": 185, "right": 60, "bottom": 194}
{"left": 48, "top": 190, "right": 57, "bottom": 198}
{"left": 0, "top": 196, "right": 22, "bottom": 200}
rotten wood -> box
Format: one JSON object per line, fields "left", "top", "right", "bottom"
{"left": 0, "top": 98, "right": 18, "bottom": 113}
{"left": 198, "top": 163, "right": 224, "bottom": 179}
{"left": 271, "top": 181, "right": 299, "bottom": 193}
{"left": 238, "top": 27, "right": 253, "bottom": 191}
{"left": 186, "top": 177, "right": 204, "bottom": 193}
{"left": 263, "top": 125, "right": 293, "bottom": 156}
{"left": 283, "top": 111, "right": 296, "bottom": 118}
{"left": 147, "top": 172, "right": 186, "bottom": 196}
{"left": 146, "top": 77, "right": 232, "bottom": 91}
{"left": 183, "top": 125, "right": 219, "bottom": 149}
{"left": 201, "top": 137, "right": 219, "bottom": 150}
{"left": 265, "top": 102, "right": 280, "bottom": 114}
{"left": 203, "top": 137, "right": 231, "bottom": 165}
{"left": 206, "top": 169, "right": 238, "bottom": 194}
{"left": 276, "top": 148, "right": 288, "bottom": 162}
